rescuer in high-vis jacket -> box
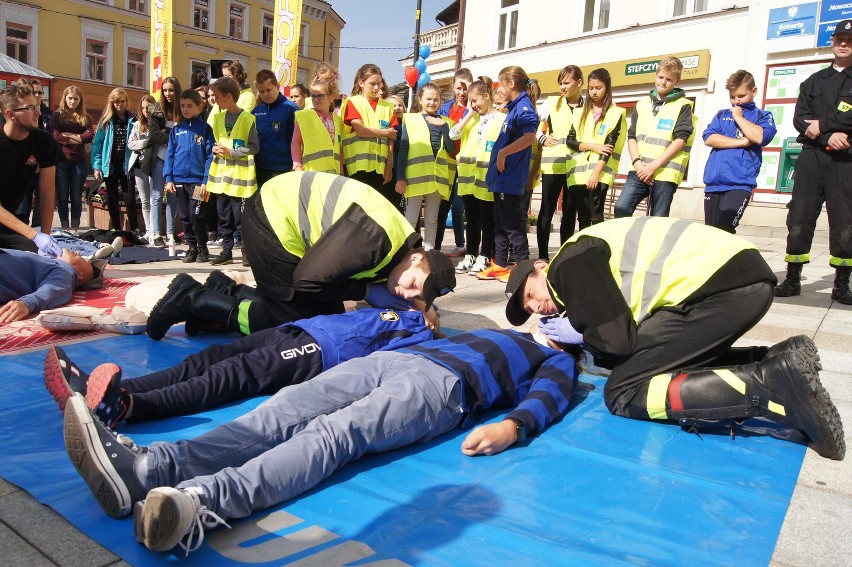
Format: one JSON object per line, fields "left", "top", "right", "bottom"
{"left": 146, "top": 172, "right": 456, "bottom": 339}
{"left": 504, "top": 216, "right": 845, "bottom": 460}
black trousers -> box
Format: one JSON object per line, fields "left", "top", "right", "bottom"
{"left": 704, "top": 190, "right": 751, "bottom": 234}
{"left": 604, "top": 281, "right": 774, "bottom": 420}
{"left": 462, "top": 195, "right": 494, "bottom": 258}
{"left": 256, "top": 167, "right": 288, "bottom": 189}
{"left": 174, "top": 183, "right": 208, "bottom": 248}
{"left": 493, "top": 192, "right": 529, "bottom": 267}
{"left": 104, "top": 158, "right": 137, "bottom": 231}
{"left": 784, "top": 148, "right": 852, "bottom": 263}
{"left": 123, "top": 326, "right": 323, "bottom": 421}
{"left": 216, "top": 194, "right": 243, "bottom": 253}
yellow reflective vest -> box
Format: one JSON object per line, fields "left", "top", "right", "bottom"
{"left": 295, "top": 109, "right": 342, "bottom": 174}
{"left": 570, "top": 105, "right": 627, "bottom": 187}
{"left": 634, "top": 96, "right": 695, "bottom": 184}
{"left": 207, "top": 111, "right": 257, "bottom": 198}
{"left": 541, "top": 96, "right": 582, "bottom": 175}
{"left": 457, "top": 113, "right": 505, "bottom": 202}
{"left": 340, "top": 95, "right": 394, "bottom": 176}
{"left": 400, "top": 113, "right": 455, "bottom": 200}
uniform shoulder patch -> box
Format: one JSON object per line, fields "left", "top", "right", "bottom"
{"left": 379, "top": 310, "right": 400, "bottom": 321}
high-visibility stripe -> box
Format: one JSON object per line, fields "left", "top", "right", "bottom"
{"left": 321, "top": 174, "right": 348, "bottom": 233}
{"left": 646, "top": 374, "right": 672, "bottom": 420}
{"left": 768, "top": 400, "right": 787, "bottom": 416}
{"left": 829, "top": 255, "right": 852, "bottom": 267}
{"left": 297, "top": 171, "right": 315, "bottom": 250}
{"left": 637, "top": 220, "right": 691, "bottom": 321}
{"left": 302, "top": 148, "right": 336, "bottom": 162}
{"left": 714, "top": 369, "right": 746, "bottom": 395}
{"left": 784, "top": 253, "right": 810, "bottom": 263}
{"left": 238, "top": 300, "right": 252, "bottom": 335}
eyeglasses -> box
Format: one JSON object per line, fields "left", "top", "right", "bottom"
{"left": 11, "top": 104, "right": 39, "bottom": 112}
{"left": 310, "top": 93, "right": 327, "bottom": 100}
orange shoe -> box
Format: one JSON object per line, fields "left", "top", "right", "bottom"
{"left": 497, "top": 269, "right": 513, "bottom": 284}
{"left": 476, "top": 263, "right": 511, "bottom": 280}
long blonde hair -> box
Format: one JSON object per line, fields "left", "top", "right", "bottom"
{"left": 58, "top": 85, "right": 90, "bottom": 127}
{"left": 137, "top": 94, "right": 156, "bottom": 134}
{"left": 97, "top": 87, "right": 129, "bottom": 130}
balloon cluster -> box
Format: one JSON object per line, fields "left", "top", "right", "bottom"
{"left": 405, "top": 44, "right": 432, "bottom": 89}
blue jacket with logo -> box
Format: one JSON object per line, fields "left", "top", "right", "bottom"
{"left": 164, "top": 118, "right": 215, "bottom": 185}
{"left": 486, "top": 91, "right": 539, "bottom": 195}
{"left": 252, "top": 93, "right": 296, "bottom": 172}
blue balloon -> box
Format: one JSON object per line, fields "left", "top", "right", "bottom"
{"left": 416, "top": 72, "right": 431, "bottom": 88}
{"left": 419, "top": 44, "right": 432, "bottom": 59}
{"left": 414, "top": 58, "right": 427, "bottom": 73}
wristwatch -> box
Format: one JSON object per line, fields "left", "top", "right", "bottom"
{"left": 509, "top": 418, "right": 527, "bottom": 444}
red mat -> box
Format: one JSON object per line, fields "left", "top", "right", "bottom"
{"left": 0, "top": 278, "right": 138, "bottom": 355}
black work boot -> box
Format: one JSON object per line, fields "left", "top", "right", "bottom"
{"left": 147, "top": 274, "right": 239, "bottom": 340}
{"left": 182, "top": 249, "right": 198, "bottom": 264}
{"left": 765, "top": 335, "right": 818, "bottom": 361}
{"left": 831, "top": 266, "right": 852, "bottom": 305}
{"left": 774, "top": 262, "right": 803, "bottom": 297}
{"left": 666, "top": 349, "right": 844, "bottom": 460}
{"left": 185, "top": 270, "right": 237, "bottom": 336}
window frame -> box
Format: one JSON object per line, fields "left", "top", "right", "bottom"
{"left": 126, "top": 48, "right": 146, "bottom": 88}
{"left": 1, "top": 3, "right": 39, "bottom": 66}
{"left": 300, "top": 21, "right": 309, "bottom": 57}
{"left": 671, "top": 0, "right": 710, "bottom": 18}
{"left": 261, "top": 11, "right": 273, "bottom": 47}
{"left": 582, "top": 0, "right": 611, "bottom": 33}
{"left": 328, "top": 35, "right": 337, "bottom": 65}
{"left": 193, "top": 0, "right": 211, "bottom": 32}
{"left": 5, "top": 23, "right": 30, "bottom": 64}
{"left": 496, "top": 0, "right": 519, "bottom": 52}
{"left": 85, "top": 39, "right": 108, "bottom": 82}
{"left": 127, "top": 0, "right": 147, "bottom": 14}
{"left": 228, "top": 2, "right": 247, "bottom": 41}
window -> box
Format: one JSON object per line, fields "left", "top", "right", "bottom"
{"left": 583, "top": 0, "right": 610, "bottom": 32}
{"left": 262, "top": 13, "right": 273, "bottom": 47}
{"left": 127, "top": 48, "right": 145, "bottom": 87}
{"left": 191, "top": 60, "right": 211, "bottom": 81}
{"left": 673, "top": 0, "right": 708, "bottom": 17}
{"left": 6, "top": 23, "right": 29, "bottom": 64}
{"left": 497, "top": 0, "right": 518, "bottom": 51}
{"left": 128, "top": 0, "right": 146, "bottom": 13}
{"left": 194, "top": 0, "right": 209, "bottom": 31}
{"left": 229, "top": 4, "right": 244, "bottom": 39}
{"left": 86, "top": 39, "right": 107, "bottom": 81}
{"left": 300, "top": 22, "right": 309, "bottom": 56}
{"left": 328, "top": 36, "right": 336, "bottom": 65}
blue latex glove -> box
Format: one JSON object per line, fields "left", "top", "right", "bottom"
{"left": 364, "top": 284, "right": 412, "bottom": 311}
{"left": 539, "top": 316, "right": 583, "bottom": 345}
{"left": 32, "top": 232, "right": 62, "bottom": 259}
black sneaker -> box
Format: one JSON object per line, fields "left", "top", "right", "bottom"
{"left": 135, "top": 487, "right": 229, "bottom": 554}
{"left": 85, "top": 364, "right": 128, "bottom": 428}
{"left": 182, "top": 250, "right": 198, "bottom": 264}
{"left": 196, "top": 249, "right": 210, "bottom": 263}
{"left": 63, "top": 394, "right": 148, "bottom": 518}
{"left": 152, "top": 237, "right": 166, "bottom": 249}
{"left": 209, "top": 252, "right": 233, "bottom": 266}
{"left": 44, "top": 346, "right": 89, "bottom": 412}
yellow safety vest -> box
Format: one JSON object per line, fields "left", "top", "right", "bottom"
{"left": 295, "top": 109, "right": 342, "bottom": 174}
{"left": 260, "top": 171, "right": 415, "bottom": 278}
{"left": 548, "top": 217, "right": 757, "bottom": 323}
{"left": 207, "top": 111, "right": 258, "bottom": 198}
{"left": 571, "top": 105, "right": 627, "bottom": 187}
{"left": 237, "top": 88, "right": 256, "bottom": 113}
{"left": 401, "top": 113, "right": 455, "bottom": 200}
{"left": 457, "top": 113, "right": 504, "bottom": 202}
{"left": 541, "top": 96, "right": 582, "bottom": 175}
{"left": 340, "top": 96, "right": 394, "bottom": 176}
{"left": 634, "top": 97, "right": 695, "bottom": 184}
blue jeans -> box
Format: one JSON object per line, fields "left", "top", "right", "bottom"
{"left": 614, "top": 172, "right": 678, "bottom": 217}
{"left": 150, "top": 157, "right": 177, "bottom": 237}
{"left": 146, "top": 352, "right": 464, "bottom": 521}
{"left": 55, "top": 160, "right": 87, "bottom": 228}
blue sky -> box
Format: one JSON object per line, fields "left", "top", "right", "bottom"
{"left": 332, "top": 0, "right": 448, "bottom": 90}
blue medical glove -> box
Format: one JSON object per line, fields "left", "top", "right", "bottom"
{"left": 539, "top": 316, "right": 583, "bottom": 345}
{"left": 364, "top": 284, "right": 413, "bottom": 311}
{"left": 32, "top": 232, "right": 62, "bottom": 259}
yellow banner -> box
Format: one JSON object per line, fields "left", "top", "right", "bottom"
{"left": 150, "top": 0, "right": 173, "bottom": 95}
{"left": 273, "top": 0, "right": 303, "bottom": 88}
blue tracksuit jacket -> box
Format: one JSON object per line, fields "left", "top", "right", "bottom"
{"left": 163, "top": 118, "right": 215, "bottom": 185}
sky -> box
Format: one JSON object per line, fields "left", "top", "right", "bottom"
{"left": 331, "top": 0, "right": 448, "bottom": 90}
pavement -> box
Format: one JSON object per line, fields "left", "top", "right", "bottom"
{"left": 1, "top": 221, "right": 850, "bottom": 566}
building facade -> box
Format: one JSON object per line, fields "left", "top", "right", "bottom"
{"left": 2, "top": 0, "right": 344, "bottom": 116}
{"left": 409, "top": 0, "right": 844, "bottom": 229}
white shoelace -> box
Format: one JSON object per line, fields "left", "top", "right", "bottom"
{"left": 179, "top": 491, "right": 231, "bottom": 556}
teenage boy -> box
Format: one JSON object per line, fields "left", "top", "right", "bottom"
{"left": 251, "top": 69, "right": 296, "bottom": 188}
{"left": 61, "top": 328, "right": 577, "bottom": 554}
{"left": 0, "top": 84, "right": 61, "bottom": 256}
{"left": 702, "top": 70, "right": 776, "bottom": 233}
{"left": 615, "top": 56, "right": 695, "bottom": 218}
{"left": 164, "top": 90, "right": 216, "bottom": 263}
{"left": 504, "top": 216, "right": 845, "bottom": 461}
{"left": 206, "top": 77, "right": 259, "bottom": 266}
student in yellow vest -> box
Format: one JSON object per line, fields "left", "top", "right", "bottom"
{"left": 396, "top": 82, "right": 455, "bottom": 251}
{"left": 451, "top": 77, "right": 505, "bottom": 275}
{"left": 292, "top": 75, "right": 343, "bottom": 174}
{"left": 207, "top": 77, "right": 259, "bottom": 266}
{"left": 504, "top": 216, "right": 845, "bottom": 461}
{"left": 570, "top": 68, "right": 627, "bottom": 225}
{"left": 289, "top": 83, "right": 308, "bottom": 110}
{"left": 340, "top": 64, "right": 398, "bottom": 202}
{"left": 615, "top": 56, "right": 695, "bottom": 218}
{"left": 205, "top": 61, "right": 255, "bottom": 129}
{"left": 536, "top": 65, "right": 584, "bottom": 259}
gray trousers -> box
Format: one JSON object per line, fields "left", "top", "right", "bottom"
{"left": 145, "top": 352, "right": 464, "bottom": 520}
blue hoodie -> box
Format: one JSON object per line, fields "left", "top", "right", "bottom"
{"left": 486, "top": 91, "right": 539, "bottom": 195}
{"left": 702, "top": 102, "right": 776, "bottom": 193}
{"left": 252, "top": 93, "right": 296, "bottom": 172}
{"left": 163, "top": 117, "right": 215, "bottom": 184}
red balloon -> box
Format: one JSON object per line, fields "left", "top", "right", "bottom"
{"left": 404, "top": 66, "right": 420, "bottom": 88}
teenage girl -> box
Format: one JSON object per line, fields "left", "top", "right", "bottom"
{"left": 340, "top": 64, "right": 398, "bottom": 200}
{"left": 572, "top": 68, "right": 626, "bottom": 224}
{"left": 289, "top": 83, "right": 308, "bottom": 110}
{"left": 51, "top": 85, "right": 94, "bottom": 232}
{"left": 395, "top": 82, "right": 454, "bottom": 250}
{"left": 222, "top": 60, "right": 255, "bottom": 112}
{"left": 450, "top": 76, "right": 505, "bottom": 275}
{"left": 127, "top": 94, "right": 157, "bottom": 242}
{"left": 148, "top": 77, "right": 182, "bottom": 248}
{"left": 292, "top": 76, "right": 343, "bottom": 174}
{"left": 478, "top": 66, "right": 540, "bottom": 281}
{"left": 536, "top": 65, "right": 584, "bottom": 259}
{"left": 92, "top": 87, "right": 137, "bottom": 233}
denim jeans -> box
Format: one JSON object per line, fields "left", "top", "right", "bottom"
{"left": 132, "top": 168, "right": 152, "bottom": 235}
{"left": 146, "top": 352, "right": 464, "bottom": 521}
{"left": 614, "top": 172, "right": 678, "bottom": 218}
{"left": 55, "top": 160, "right": 87, "bottom": 229}
{"left": 150, "top": 157, "right": 177, "bottom": 236}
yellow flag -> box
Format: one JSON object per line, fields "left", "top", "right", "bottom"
{"left": 272, "top": 0, "right": 304, "bottom": 88}
{"left": 150, "top": 0, "right": 173, "bottom": 94}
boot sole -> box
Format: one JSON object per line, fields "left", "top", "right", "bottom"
{"left": 43, "top": 347, "right": 76, "bottom": 412}
{"left": 146, "top": 274, "right": 196, "bottom": 341}
{"left": 63, "top": 395, "right": 133, "bottom": 518}
{"left": 85, "top": 364, "right": 121, "bottom": 414}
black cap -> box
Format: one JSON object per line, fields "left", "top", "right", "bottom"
{"left": 76, "top": 258, "right": 106, "bottom": 291}
{"left": 422, "top": 250, "right": 456, "bottom": 310}
{"left": 504, "top": 259, "right": 537, "bottom": 326}
{"left": 832, "top": 19, "right": 852, "bottom": 36}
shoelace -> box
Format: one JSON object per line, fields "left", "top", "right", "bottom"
{"left": 179, "top": 491, "right": 231, "bottom": 556}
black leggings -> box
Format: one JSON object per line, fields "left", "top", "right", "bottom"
{"left": 462, "top": 195, "right": 494, "bottom": 258}
{"left": 104, "top": 159, "right": 137, "bottom": 231}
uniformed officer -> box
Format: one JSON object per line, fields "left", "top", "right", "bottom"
{"left": 776, "top": 20, "right": 852, "bottom": 304}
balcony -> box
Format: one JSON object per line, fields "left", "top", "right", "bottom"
{"left": 418, "top": 23, "right": 458, "bottom": 52}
